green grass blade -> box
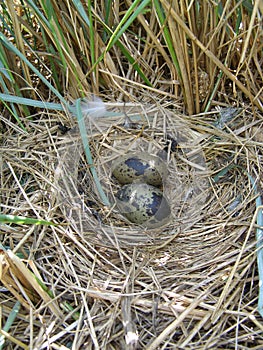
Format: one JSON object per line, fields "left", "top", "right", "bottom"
{"left": 0, "top": 32, "right": 67, "bottom": 105}
{"left": 0, "top": 301, "right": 21, "bottom": 350}
{"left": 235, "top": 5, "right": 242, "bottom": 34}
{"left": 25, "top": 0, "right": 51, "bottom": 29}
{"left": 75, "top": 98, "right": 110, "bottom": 206}
{"left": 72, "top": 0, "right": 90, "bottom": 26}
{"left": 105, "top": 0, "right": 151, "bottom": 53}
{"left": 0, "top": 81, "right": 26, "bottom": 130}
{"left": 0, "top": 93, "right": 126, "bottom": 119}
{"left": 70, "top": 0, "right": 152, "bottom": 86}
{"left": 93, "top": 23, "right": 152, "bottom": 86}
{"left": 0, "top": 53, "right": 13, "bottom": 82}
{"left": 0, "top": 214, "right": 57, "bottom": 226}
{"left": 102, "top": 0, "right": 112, "bottom": 41}
{"left": 203, "top": 71, "right": 223, "bottom": 112}
{"left": 153, "top": 0, "right": 181, "bottom": 77}
{"left": 114, "top": 40, "right": 152, "bottom": 86}
{"left": 36, "top": 1, "right": 69, "bottom": 71}
{"left": 0, "top": 42, "right": 28, "bottom": 128}
{"left": 0, "top": 93, "right": 65, "bottom": 111}
{"left": 24, "top": 0, "right": 64, "bottom": 90}
{"left": 101, "top": 0, "right": 152, "bottom": 85}
{"left": 87, "top": 0, "right": 95, "bottom": 67}
{"left": 212, "top": 164, "right": 237, "bottom": 183}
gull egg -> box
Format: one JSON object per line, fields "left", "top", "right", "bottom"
{"left": 112, "top": 152, "right": 167, "bottom": 187}
{"left": 115, "top": 183, "right": 171, "bottom": 228}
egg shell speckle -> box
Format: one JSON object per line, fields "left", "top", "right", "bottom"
{"left": 112, "top": 153, "right": 167, "bottom": 187}
{"left": 116, "top": 183, "right": 171, "bottom": 228}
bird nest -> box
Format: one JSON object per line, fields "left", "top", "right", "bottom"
{"left": 55, "top": 103, "right": 210, "bottom": 247}
{"left": 1, "top": 101, "right": 263, "bottom": 349}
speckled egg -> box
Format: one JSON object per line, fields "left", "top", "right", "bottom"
{"left": 115, "top": 183, "right": 171, "bottom": 228}
{"left": 112, "top": 153, "right": 167, "bottom": 187}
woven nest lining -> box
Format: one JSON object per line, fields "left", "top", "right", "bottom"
{"left": 56, "top": 104, "right": 210, "bottom": 247}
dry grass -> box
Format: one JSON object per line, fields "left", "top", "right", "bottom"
{"left": 1, "top": 1, "right": 263, "bottom": 349}
{"left": 1, "top": 97, "right": 263, "bottom": 348}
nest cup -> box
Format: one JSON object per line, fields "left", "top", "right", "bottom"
{"left": 55, "top": 103, "right": 209, "bottom": 247}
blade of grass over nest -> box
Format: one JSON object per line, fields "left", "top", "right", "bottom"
{"left": 0, "top": 93, "right": 124, "bottom": 118}
{"left": 0, "top": 214, "right": 56, "bottom": 226}
{"left": 75, "top": 98, "right": 110, "bottom": 207}
{"left": 0, "top": 301, "right": 21, "bottom": 350}
{"left": 0, "top": 93, "right": 66, "bottom": 111}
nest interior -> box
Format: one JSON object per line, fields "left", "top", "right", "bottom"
{"left": 56, "top": 104, "right": 210, "bottom": 247}
{"left": 1, "top": 101, "right": 263, "bottom": 349}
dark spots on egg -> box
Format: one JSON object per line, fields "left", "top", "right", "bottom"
{"left": 112, "top": 152, "right": 171, "bottom": 228}
{"left": 116, "top": 183, "right": 171, "bottom": 228}
{"left": 124, "top": 157, "right": 150, "bottom": 176}
{"left": 116, "top": 188, "right": 129, "bottom": 202}
{"left": 112, "top": 153, "right": 167, "bottom": 187}
{"left": 145, "top": 191, "right": 163, "bottom": 216}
